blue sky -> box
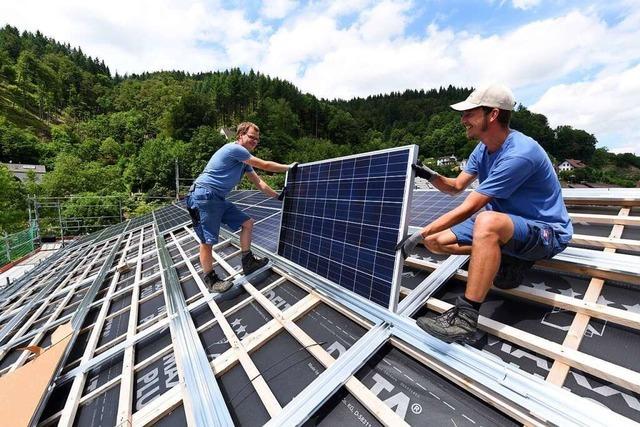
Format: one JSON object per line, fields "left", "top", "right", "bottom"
{"left": 1, "top": 0, "right": 639, "bottom": 154}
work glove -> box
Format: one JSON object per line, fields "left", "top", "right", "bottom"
{"left": 288, "top": 162, "right": 299, "bottom": 178}
{"left": 412, "top": 164, "right": 439, "bottom": 182}
{"left": 277, "top": 187, "right": 287, "bottom": 201}
{"left": 395, "top": 230, "right": 424, "bottom": 259}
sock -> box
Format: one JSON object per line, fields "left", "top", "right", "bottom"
{"left": 241, "top": 250, "right": 251, "bottom": 256}
{"left": 462, "top": 296, "right": 482, "bottom": 310}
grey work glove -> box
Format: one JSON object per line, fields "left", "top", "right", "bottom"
{"left": 412, "top": 164, "right": 439, "bottom": 182}
{"left": 396, "top": 230, "right": 424, "bottom": 259}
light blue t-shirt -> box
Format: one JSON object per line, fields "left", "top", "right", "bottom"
{"left": 195, "top": 142, "right": 254, "bottom": 197}
{"left": 465, "top": 130, "right": 573, "bottom": 244}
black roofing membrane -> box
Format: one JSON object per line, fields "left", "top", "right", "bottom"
{"left": 82, "top": 353, "right": 123, "bottom": 395}
{"left": 305, "top": 387, "right": 383, "bottom": 427}
{"left": 481, "top": 336, "right": 555, "bottom": 379}
{"left": 219, "top": 362, "right": 271, "bottom": 426}
{"left": 621, "top": 225, "right": 640, "bottom": 240}
{"left": 251, "top": 330, "right": 325, "bottom": 406}
{"left": 199, "top": 322, "right": 230, "bottom": 362}
{"left": 355, "top": 344, "right": 518, "bottom": 426}
{"left": 153, "top": 404, "right": 187, "bottom": 427}
{"left": 295, "top": 303, "right": 367, "bottom": 357}
{"left": 133, "top": 351, "right": 179, "bottom": 412}
{"left": 73, "top": 385, "right": 119, "bottom": 427}
{"left": 577, "top": 318, "right": 640, "bottom": 372}
{"left": 599, "top": 279, "right": 640, "bottom": 310}
{"left": 567, "top": 205, "right": 623, "bottom": 215}
{"left": 263, "top": 280, "right": 308, "bottom": 310}
{"left": 39, "top": 379, "right": 73, "bottom": 423}
{"left": 399, "top": 266, "right": 431, "bottom": 291}
{"left": 135, "top": 327, "right": 171, "bottom": 364}
{"left": 564, "top": 368, "right": 640, "bottom": 423}
{"left": 138, "top": 293, "right": 166, "bottom": 326}
{"left": 571, "top": 222, "right": 612, "bottom": 237}
{"left": 225, "top": 301, "right": 272, "bottom": 340}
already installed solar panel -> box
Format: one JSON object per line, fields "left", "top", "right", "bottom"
{"left": 410, "top": 190, "right": 469, "bottom": 226}
{"left": 251, "top": 213, "right": 281, "bottom": 252}
{"left": 154, "top": 204, "right": 191, "bottom": 233}
{"left": 127, "top": 212, "right": 154, "bottom": 231}
{"left": 278, "top": 146, "right": 417, "bottom": 311}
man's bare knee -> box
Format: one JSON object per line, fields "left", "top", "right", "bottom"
{"left": 474, "top": 211, "right": 512, "bottom": 243}
{"left": 242, "top": 218, "right": 254, "bottom": 230}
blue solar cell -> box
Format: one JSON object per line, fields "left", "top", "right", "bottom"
{"left": 410, "top": 190, "right": 474, "bottom": 226}
{"left": 278, "top": 146, "right": 417, "bottom": 310}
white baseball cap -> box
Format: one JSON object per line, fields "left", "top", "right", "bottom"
{"left": 450, "top": 83, "right": 515, "bottom": 111}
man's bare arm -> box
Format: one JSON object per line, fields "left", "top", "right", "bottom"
{"left": 430, "top": 171, "right": 477, "bottom": 195}
{"left": 246, "top": 171, "right": 279, "bottom": 198}
{"left": 245, "top": 156, "right": 290, "bottom": 173}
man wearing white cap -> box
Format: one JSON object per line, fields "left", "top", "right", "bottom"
{"left": 397, "top": 83, "right": 573, "bottom": 344}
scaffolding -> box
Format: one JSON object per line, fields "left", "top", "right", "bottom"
{"left": 0, "top": 224, "right": 38, "bottom": 268}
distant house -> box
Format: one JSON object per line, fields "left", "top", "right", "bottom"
{"left": 219, "top": 127, "right": 236, "bottom": 140}
{"left": 437, "top": 155, "right": 458, "bottom": 167}
{"left": 1, "top": 162, "right": 46, "bottom": 183}
{"left": 557, "top": 159, "right": 586, "bottom": 172}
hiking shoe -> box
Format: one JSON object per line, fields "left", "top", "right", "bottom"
{"left": 203, "top": 271, "right": 232, "bottom": 293}
{"left": 416, "top": 297, "right": 479, "bottom": 343}
{"left": 241, "top": 252, "right": 269, "bottom": 275}
{"left": 493, "top": 255, "right": 534, "bottom": 290}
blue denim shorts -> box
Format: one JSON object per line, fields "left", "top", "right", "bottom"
{"left": 451, "top": 214, "right": 566, "bottom": 261}
{"left": 186, "top": 187, "right": 249, "bottom": 245}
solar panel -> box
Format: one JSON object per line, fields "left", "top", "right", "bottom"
{"left": 127, "top": 212, "right": 154, "bottom": 231}
{"left": 154, "top": 204, "right": 191, "bottom": 233}
{"left": 251, "top": 212, "right": 282, "bottom": 252}
{"left": 277, "top": 146, "right": 417, "bottom": 311}
{"left": 409, "top": 190, "right": 470, "bottom": 226}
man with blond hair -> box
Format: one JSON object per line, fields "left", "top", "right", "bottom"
{"left": 187, "top": 122, "right": 298, "bottom": 292}
{"left": 398, "top": 84, "right": 572, "bottom": 343}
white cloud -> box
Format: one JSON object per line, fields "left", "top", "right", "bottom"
{"left": 512, "top": 0, "right": 541, "bottom": 10}
{"left": 260, "top": 0, "right": 297, "bottom": 20}
{"left": 531, "top": 64, "right": 640, "bottom": 153}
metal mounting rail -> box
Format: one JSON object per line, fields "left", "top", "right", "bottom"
{"left": 154, "top": 224, "right": 234, "bottom": 427}
{"left": 30, "top": 232, "right": 126, "bottom": 427}
{"left": 397, "top": 254, "right": 469, "bottom": 316}
{"left": 0, "top": 245, "right": 90, "bottom": 346}
{"left": 265, "top": 323, "right": 390, "bottom": 427}
{"left": 0, "top": 242, "right": 71, "bottom": 304}
{"left": 221, "top": 229, "right": 633, "bottom": 426}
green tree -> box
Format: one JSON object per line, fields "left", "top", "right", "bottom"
{"left": 0, "top": 165, "right": 27, "bottom": 232}
{"left": 128, "top": 136, "right": 187, "bottom": 192}
{"left": 167, "top": 91, "right": 217, "bottom": 141}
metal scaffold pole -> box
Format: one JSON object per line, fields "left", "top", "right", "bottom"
{"left": 175, "top": 158, "right": 180, "bottom": 201}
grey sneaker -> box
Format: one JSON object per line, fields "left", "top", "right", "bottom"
{"left": 241, "top": 252, "right": 269, "bottom": 275}
{"left": 416, "top": 297, "right": 479, "bottom": 343}
{"left": 493, "top": 255, "right": 534, "bottom": 290}
{"left": 203, "top": 271, "right": 232, "bottom": 293}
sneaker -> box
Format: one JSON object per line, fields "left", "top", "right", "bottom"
{"left": 203, "top": 271, "right": 232, "bottom": 293}
{"left": 493, "top": 255, "right": 534, "bottom": 290}
{"left": 416, "top": 297, "right": 479, "bottom": 343}
{"left": 241, "top": 252, "right": 269, "bottom": 275}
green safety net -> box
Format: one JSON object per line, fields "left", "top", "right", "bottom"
{"left": 0, "top": 225, "right": 37, "bottom": 267}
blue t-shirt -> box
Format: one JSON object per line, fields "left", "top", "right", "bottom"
{"left": 465, "top": 130, "right": 573, "bottom": 244}
{"left": 195, "top": 143, "right": 254, "bottom": 197}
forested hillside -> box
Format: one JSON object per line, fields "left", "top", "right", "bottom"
{"left": 1, "top": 25, "right": 638, "bottom": 234}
